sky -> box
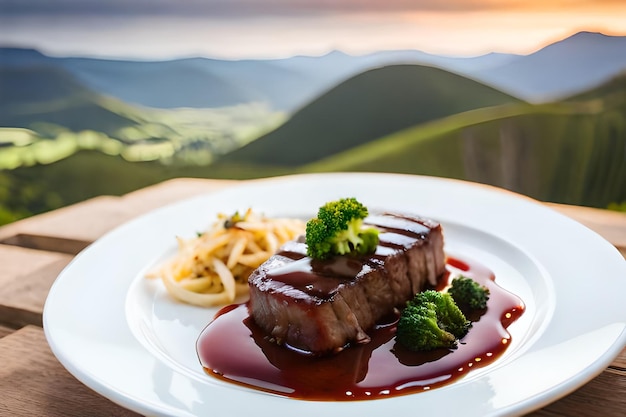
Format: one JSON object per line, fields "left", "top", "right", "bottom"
{"left": 0, "top": 0, "right": 625, "bottom": 60}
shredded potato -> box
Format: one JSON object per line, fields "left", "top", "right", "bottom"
{"left": 147, "top": 208, "right": 306, "bottom": 307}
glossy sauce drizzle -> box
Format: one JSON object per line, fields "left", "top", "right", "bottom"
{"left": 197, "top": 255, "right": 524, "bottom": 401}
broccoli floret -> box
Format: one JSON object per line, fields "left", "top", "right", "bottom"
{"left": 305, "top": 197, "right": 379, "bottom": 259}
{"left": 410, "top": 290, "right": 470, "bottom": 338}
{"left": 396, "top": 290, "right": 470, "bottom": 351}
{"left": 396, "top": 303, "right": 457, "bottom": 351}
{"left": 448, "top": 275, "right": 490, "bottom": 310}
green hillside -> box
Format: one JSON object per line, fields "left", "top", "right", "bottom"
{"left": 301, "top": 85, "right": 626, "bottom": 208}
{"left": 0, "top": 66, "right": 140, "bottom": 135}
{"left": 1, "top": 65, "right": 624, "bottom": 226}
{"left": 222, "top": 64, "right": 523, "bottom": 166}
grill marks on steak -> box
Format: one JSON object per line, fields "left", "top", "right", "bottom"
{"left": 247, "top": 213, "right": 446, "bottom": 355}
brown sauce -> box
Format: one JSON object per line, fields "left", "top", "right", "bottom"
{"left": 196, "top": 255, "right": 524, "bottom": 401}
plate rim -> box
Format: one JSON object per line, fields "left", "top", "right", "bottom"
{"left": 43, "top": 172, "right": 626, "bottom": 417}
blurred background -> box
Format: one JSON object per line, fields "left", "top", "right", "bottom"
{"left": 1, "top": 0, "right": 625, "bottom": 225}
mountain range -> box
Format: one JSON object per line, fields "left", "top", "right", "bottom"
{"left": 223, "top": 64, "right": 523, "bottom": 165}
{"left": 0, "top": 30, "right": 625, "bottom": 225}
{"left": 2, "top": 31, "right": 625, "bottom": 111}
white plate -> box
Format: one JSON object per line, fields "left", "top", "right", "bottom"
{"left": 44, "top": 173, "right": 626, "bottom": 416}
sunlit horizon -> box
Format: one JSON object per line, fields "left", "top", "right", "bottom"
{"left": 1, "top": 1, "right": 625, "bottom": 60}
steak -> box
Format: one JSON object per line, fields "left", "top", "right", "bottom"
{"left": 247, "top": 212, "right": 446, "bottom": 355}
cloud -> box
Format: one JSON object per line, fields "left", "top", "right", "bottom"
{"left": 0, "top": 0, "right": 525, "bottom": 17}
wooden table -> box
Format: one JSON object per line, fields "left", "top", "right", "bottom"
{"left": 1, "top": 178, "right": 624, "bottom": 416}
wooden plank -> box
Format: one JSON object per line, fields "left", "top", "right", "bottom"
{"left": 0, "top": 324, "right": 14, "bottom": 338}
{"left": 0, "top": 196, "right": 123, "bottom": 249}
{"left": 0, "top": 245, "right": 72, "bottom": 327}
{"left": 0, "top": 326, "right": 140, "bottom": 417}
{"left": 547, "top": 203, "right": 626, "bottom": 252}
{"left": 0, "top": 179, "right": 236, "bottom": 251}
{"left": 1, "top": 233, "right": 90, "bottom": 255}
{"left": 120, "top": 177, "right": 236, "bottom": 211}
{"left": 529, "top": 368, "right": 626, "bottom": 416}
{"left": 1, "top": 180, "right": 620, "bottom": 258}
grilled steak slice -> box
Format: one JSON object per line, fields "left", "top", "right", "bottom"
{"left": 247, "top": 213, "right": 446, "bottom": 355}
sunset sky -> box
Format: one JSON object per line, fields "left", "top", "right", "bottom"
{"left": 1, "top": 0, "right": 625, "bottom": 59}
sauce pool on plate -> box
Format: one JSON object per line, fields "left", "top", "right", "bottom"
{"left": 196, "top": 256, "right": 524, "bottom": 401}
